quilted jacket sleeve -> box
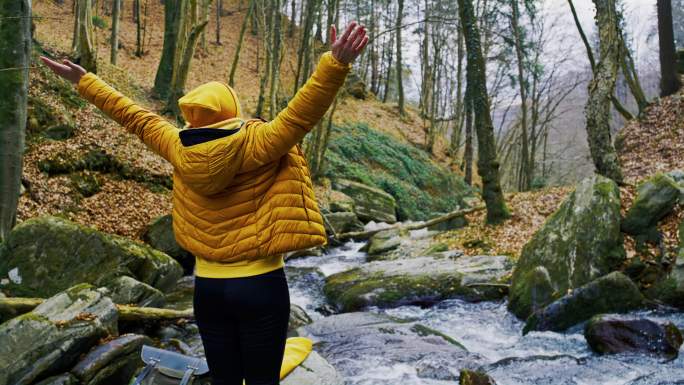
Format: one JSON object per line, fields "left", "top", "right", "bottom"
{"left": 242, "top": 51, "right": 351, "bottom": 169}
{"left": 77, "top": 73, "right": 181, "bottom": 167}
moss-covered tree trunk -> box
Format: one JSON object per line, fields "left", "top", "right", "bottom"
{"left": 153, "top": 0, "right": 185, "bottom": 99}
{"left": 228, "top": 0, "right": 255, "bottom": 87}
{"left": 585, "top": 0, "right": 624, "bottom": 183}
{"left": 458, "top": 0, "right": 510, "bottom": 223}
{"left": 658, "top": 0, "right": 682, "bottom": 97}
{"left": 395, "top": 0, "right": 405, "bottom": 116}
{"left": 73, "top": 0, "right": 97, "bottom": 73}
{"left": 110, "top": 0, "right": 121, "bottom": 64}
{"left": 0, "top": 0, "right": 30, "bottom": 242}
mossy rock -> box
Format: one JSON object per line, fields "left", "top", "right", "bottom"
{"left": 344, "top": 73, "right": 368, "bottom": 100}
{"left": 622, "top": 173, "right": 682, "bottom": 235}
{"left": 366, "top": 228, "right": 405, "bottom": 257}
{"left": 585, "top": 315, "right": 683, "bottom": 359}
{"left": 324, "top": 255, "right": 512, "bottom": 312}
{"left": 288, "top": 304, "right": 312, "bottom": 335}
{"left": 70, "top": 171, "right": 102, "bottom": 197}
{"left": 38, "top": 147, "right": 172, "bottom": 190}
{"left": 0, "top": 284, "right": 118, "bottom": 385}
{"left": 324, "top": 212, "right": 364, "bottom": 235}
{"left": 0, "top": 216, "right": 183, "bottom": 298}
{"left": 332, "top": 179, "right": 397, "bottom": 224}
{"left": 523, "top": 272, "right": 644, "bottom": 334}
{"left": 459, "top": 369, "right": 497, "bottom": 385}
{"left": 645, "top": 220, "right": 684, "bottom": 308}
{"left": 509, "top": 174, "right": 626, "bottom": 319}
{"left": 26, "top": 95, "right": 76, "bottom": 140}
{"left": 142, "top": 215, "right": 194, "bottom": 275}
{"left": 34, "top": 373, "right": 80, "bottom": 385}
{"left": 508, "top": 265, "right": 556, "bottom": 318}
{"left": 106, "top": 276, "right": 165, "bottom": 307}
{"left": 328, "top": 190, "right": 355, "bottom": 213}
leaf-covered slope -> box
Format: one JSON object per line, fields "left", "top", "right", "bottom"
{"left": 324, "top": 123, "right": 473, "bottom": 221}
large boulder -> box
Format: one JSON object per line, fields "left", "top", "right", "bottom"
{"left": 281, "top": 351, "right": 344, "bottom": 385}
{"left": 509, "top": 174, "right": 626, "bottom": 319}
{"left": 584, "top": 315, "right": 683, "bottom": 359}
{"left": 523, "top": 272, "right": 645, "bottom": 334}
{"left": 106, "top": 276, "right": 165, "bottom": 307}
{"left": 71, "top": 333, "right": 152, "bottom": 385}
{"left": 508, "top": 266, "right": 555, "bottom": 320}
{"left": 0, "top": 216, "right": 183, "bottom": 299}
{"left": 142, "top": 215, "right": 195, "bottom": 275}
{"left": 621, "top": 173, "right": 682, "bottom": 235}
{"left": 297, "top": 312, "right": 485, "bottom": 382}
{"left": 0, "top": 284, "right": 118, "bottom": 385}
{"left": 366, "top": 227, "right": 404, "bottom": 256}
{"left": 644, "top": 218, "right": 684, "bottom": 307}
{"left": 324, "top": 255, "right": 512, "bottom": 312}
{"left": 332, "top": 179, "right": 397, "bottom": 224}
{"left": 323, "top": 212, "right": 364, "bottom": 235}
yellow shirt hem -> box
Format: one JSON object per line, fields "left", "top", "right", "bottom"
{"left": 194, "top": 254, "right": 285, "bottom": 278}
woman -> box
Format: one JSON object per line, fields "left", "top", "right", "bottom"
{"left": 41, "top": 21, "right": 368, "bottom": 385}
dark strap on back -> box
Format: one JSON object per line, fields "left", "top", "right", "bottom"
{"left": 179, "top": 127, "right": 241, "bottom": 147}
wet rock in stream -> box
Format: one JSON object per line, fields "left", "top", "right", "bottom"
{"left": 585, "top": 315, "right": 683, "bottom": 359}
{"left": 324, "top": 255, "right": 512, "bottom": 312}
{"left": 296, "top": 311, "right": 485, "bottom": 382}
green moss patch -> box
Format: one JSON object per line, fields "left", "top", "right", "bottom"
{"left": 323, "top": 122, "right": 473, "bottom": 221}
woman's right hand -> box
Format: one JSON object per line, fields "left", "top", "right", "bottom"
{"left": 39, "top": 56, "right": 87, "bottom": 85}
{"left": 330, "top": 22, "right": 369, "bottom": 65}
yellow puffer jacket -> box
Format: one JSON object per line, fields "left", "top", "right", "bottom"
{"left": 77, "top": 51, "right": 351, "bottom": 278}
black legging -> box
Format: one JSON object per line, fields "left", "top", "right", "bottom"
{"left": 193, "top": 267, "right": 291, "bottom": 385}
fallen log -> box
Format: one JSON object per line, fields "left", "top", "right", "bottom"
{"left": 333, "top": 205, "right": 485, "bottom": 241}
{"left": 0, "top": 296, "right": 194, "bottom": 322}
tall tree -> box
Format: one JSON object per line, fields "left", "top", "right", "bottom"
{"left": 395, "top": 0, "right": 405, "bottom": 116}
{"left": 154, "top": 0, "right": 186, "bottom": 98}
{"left": 110, "top": 0, "right": 121, "bottom": 64}
{"left": 229, "top": 0, "right": 255, "bottom": 87}
{"left": 135, "top": 0, "right": 143, "bottom": 56}
{"left": 0, "top": 0, "right": 31, "bottom": 241}
{"left": 73, "top": 0, "right": 97, "bottom": 72}
{"left": 657, "top": 0, "right": 682, "bottom": 96}
{"left": 163, "top": 0, "right": 209, "bottom": 117}
{"left": 457, "top": 0, "right": 510, "bottom": 223}
{"left": 510, "top": 0, "right": 531, "bottom": 191}
{"left": 216, "top": 0, "right": 222, "bottom": 45}
{"left": 585, "top": 0, "right": 624, "bottom": 183}
{"left": 256, "top": 0, "right": 273, "bottom": 117}
{"left": 269, "top": 0, "right": 283, "bottom": 119}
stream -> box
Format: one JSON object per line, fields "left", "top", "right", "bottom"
{"left": 284, "top": 241, "right": 684, "bottom": 385}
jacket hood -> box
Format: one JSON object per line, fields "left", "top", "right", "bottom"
{"left": 175, "top": 118, "right": 247, "bottom": 196}
{"left": 178, "top": 81, "right": 242, "bottom": 128}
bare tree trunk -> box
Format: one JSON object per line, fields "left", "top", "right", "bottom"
{"left": 450, "top": 25, "right": 465, "bottom": 156}
{"left": 256, "top": 0, "right": 273, "bottom": 117}
{"left": 215, "top": 0, "right": 222, "bottom": 44}
{"left": 0, "top": 0, "right": 30, "bottom": 243}
{"left": 110, "top": 0, "right": 121, "bottom": 64}
{"left": 510, "top": 0, "right": 530, "bottom": 191}
{"left": 135, "top": 0, "right": 144, "bottom": 56}
{"left": 585, "top": 0, "right": 624, "bottom": 183}
{"left": 658, "top": 0, "right": 682, "bottom": 97}
{"left": 229, "top": 0, "right": 255, "bottom": 87}
{"left": 269, "top": 0, "right": 283, "bottom": 119}
{"left": 166, "top": 20, "right": 209, "bottom": 118}
{"left": 154, "top": 0, "right": 185, "bottom": 98}
{"left": 396, "top": 0, "right": 405, "bottom": 116}
{"left": 293, "top": 0, "right": 317, "bottom": 95}
{"left": 74, "top": 0, "right": 97, "bottom": 72}
{"left": 458, "top": 0, "right": 510, "bottom": 223}
{"left": 619, "top": 36, "right": 648, "bottom": 115}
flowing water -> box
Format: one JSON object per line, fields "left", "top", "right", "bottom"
{"left": 285, "top": 241, "right": 684, "bottom": 385}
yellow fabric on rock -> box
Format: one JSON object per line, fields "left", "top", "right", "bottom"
{"left": 77, "top": 51, "right": 351, "bottom": 278}
{"left": 239, "top": 337, "right": 313, "bottom": 384}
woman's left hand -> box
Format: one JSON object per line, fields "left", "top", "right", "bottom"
{"left": 39, "top": 56, "right": 87, "bottom": 85}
